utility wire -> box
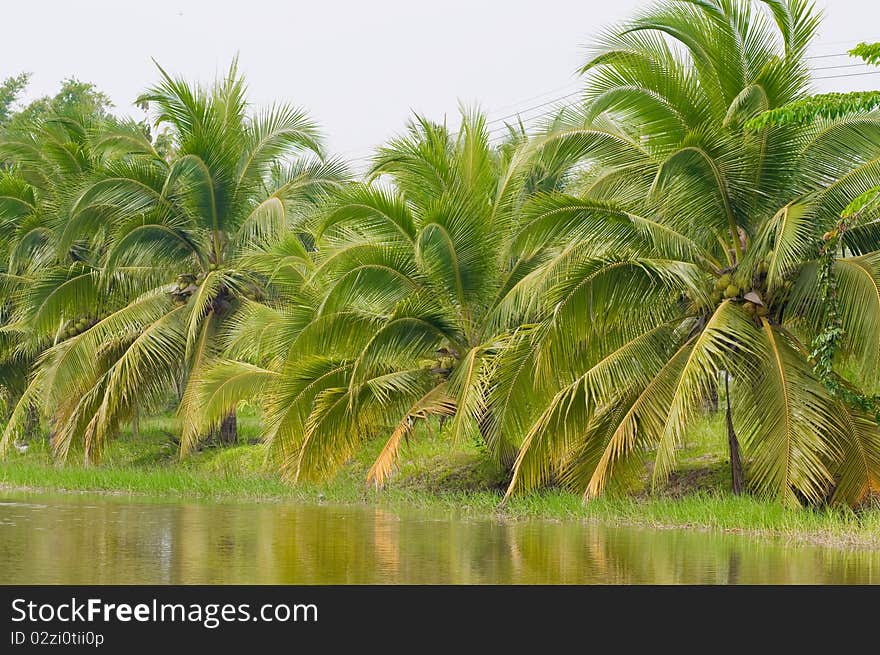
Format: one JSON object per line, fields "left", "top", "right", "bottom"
{"left": 815, "top": 70, "right": 880, "bottom": 80}
{"left": 484, "top": 91, "right": 583, "bottom": 127}
{"left": 486, "top": 81, "right": 581, "bottom": 115}
{"left": 807, "top": 52, "right": 860, "bottom": 59}
{"left": 346, "top": 46, "right": 880, "bottom": 166}
{"left": 813, "top": 62, "right": 874, "bottom": 71}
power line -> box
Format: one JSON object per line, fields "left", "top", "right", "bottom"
{"left": 383, "top": 44, "right": 873, "bottom": 131}
{"left": 815, "top": 69, "right": 880, "bottom": 80}
{"left": 347, "top": 51, "right": 868, "bottom": 161}
{"left": 808, "top": 39, "right": 872, "bottom": 50}
{"left": 813, "top": 62, "right": 873, "bottom": 71}
{"left": 482, "top": 48, "right": 880, "bottom": 131}
{"left": 807, "top": 52, "right": 857, "bottom": 60}
{"left": 346, "top": 94, "right": 582, "bottom": 165}
{"left": 346, "top": 46, "right": 880, "bottom": 166}
{"left": 339, "top": 84, "right": 582, "bottom": 162}
{"left": 486, "top": 80, "right": 581, "bottom": 115}
{"left": 484, "top": 61, "right": 880, "bottom": 135}
{"left": 485, "top": 91, "right": 582, "bottom": 127}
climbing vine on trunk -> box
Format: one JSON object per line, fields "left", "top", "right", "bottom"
{"left": 810, "top": 197, "right": 880, "bottom": 419}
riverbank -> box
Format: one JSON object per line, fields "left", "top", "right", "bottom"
{"left": 2, "top": 412, "right": 880, "bottom": 549}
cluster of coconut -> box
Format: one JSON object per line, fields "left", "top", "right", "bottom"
{"left": 170, "top": 273, "right": 203, "bottom": 305}
{"left": 170, "top": 272, "right": 265, "bottom": 307}
{"left": 430, "top": 347, "right": 457, "bottom": 377}
{"left": 240, "top": 282, "right": 265, "bottom": 303}
{"left": 710, "top": 272, "right": 769, "bottom": 317}
{"left": 58, "top": 314, "right": 103, "bottom": 340}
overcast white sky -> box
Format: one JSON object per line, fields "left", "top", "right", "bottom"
{"left": 3, "top": 1, "right": 879, "bottom": 167}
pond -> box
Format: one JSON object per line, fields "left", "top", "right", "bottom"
{"left": 1, "top": 493, "right": 878, "bottom": 584}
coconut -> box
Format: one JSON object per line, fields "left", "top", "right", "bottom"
{"left": 717, "top": 273, "right": 732, "bottom": 289}
{"left": 743, "top": 301, "right": 756, "bottom": 315}
{"left": 756, "top": 305, "right": 769, "bottom": 317}
{"left": 723, "top": 284, "right": 740, "bottom": 299}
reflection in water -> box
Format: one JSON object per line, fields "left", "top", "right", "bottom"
{"left": 0, "top": 493, "right": 878, "bottom": 584}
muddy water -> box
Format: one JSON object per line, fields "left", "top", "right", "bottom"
{"left": 1, "top": 493, "right": 877, "bottom": 584}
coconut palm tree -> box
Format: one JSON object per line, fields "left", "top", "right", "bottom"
{"left": 499, "top": 0, "right": 880, "bottom": 507}
{"left": 0, "top": 108, "right": 156, "bottom": 441}
{"left": 182, "top": 110, "right": 567, "bottom": 483}
{"left": 1, "top": 61, "right": 347, "bottom": 462}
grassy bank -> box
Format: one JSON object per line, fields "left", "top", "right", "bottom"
{"left": 2, "top": 411, "right": 880, "bottom": 549}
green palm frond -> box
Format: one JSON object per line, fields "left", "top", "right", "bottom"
{"left": 831, "top": 400, "right": 880, "bottom": 505}
{"left": 503, "top": 320, "right": 682, "bottom": 497}
{"left": 832, "top": 253, "right": 880, "bottom": 386}
{"left": 367, "top": 382, "right": 457, "bottom": 487}
{"left": 179, "top": 359, "right": 279, "bottom": 456}
{"left": 737, "top": 320, "right": 842, "bottom": 505}
{"left": 265, "top": 356, "right": 353, "bottom": 474}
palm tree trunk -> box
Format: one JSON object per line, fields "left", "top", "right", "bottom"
{"left": 705, "top": 382, "right": 719, "bottom": 412}
{"left": 131, "top": 406, "right": 140, "bottom": 440}
{"left": 724, "top": 373, "right": 744, "bottom": 495}
{"left": 218, "top": 410, "right": 237, "bottom": 447}
{"left": 24, "top": 402, "right": 39, "bottom": 441}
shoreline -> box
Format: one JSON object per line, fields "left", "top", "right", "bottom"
{"left": 3, "top": 420, "right": 880, "bottom": 553}
{"left": 3, "top": 468, "right": 880, "bottom": 551}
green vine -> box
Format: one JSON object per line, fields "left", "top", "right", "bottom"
{"left": 745, "top": 91, "right": 880, "bottom": 130}
{"left": 745, "top": 42, "right": 880, "bottom": 130}
{"left": 809, "top": 208, "right": 880, "bottom": 419}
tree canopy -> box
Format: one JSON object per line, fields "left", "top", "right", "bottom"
{"left": 3, "top": 0, "right": 880, "bottom": 508}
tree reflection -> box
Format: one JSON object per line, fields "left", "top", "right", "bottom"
{"left": 1, "top": 495, "right": 878, "bottom": 584}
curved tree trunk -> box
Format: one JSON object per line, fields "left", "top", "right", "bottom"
{"left": 725, "top": 373, "right": 744, "bottom": 495}
{"left": 218, "top": 410, "right": 237, "bottom": 447}
{"left": 704, "top": 381, "right": 719, "bottom": 412}
{"left": 24, "top": 402, "right": 39, "bottom": 441}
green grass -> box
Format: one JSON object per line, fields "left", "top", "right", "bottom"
{"left": 2, "top": 409, "right": 880, "bottom": 549}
